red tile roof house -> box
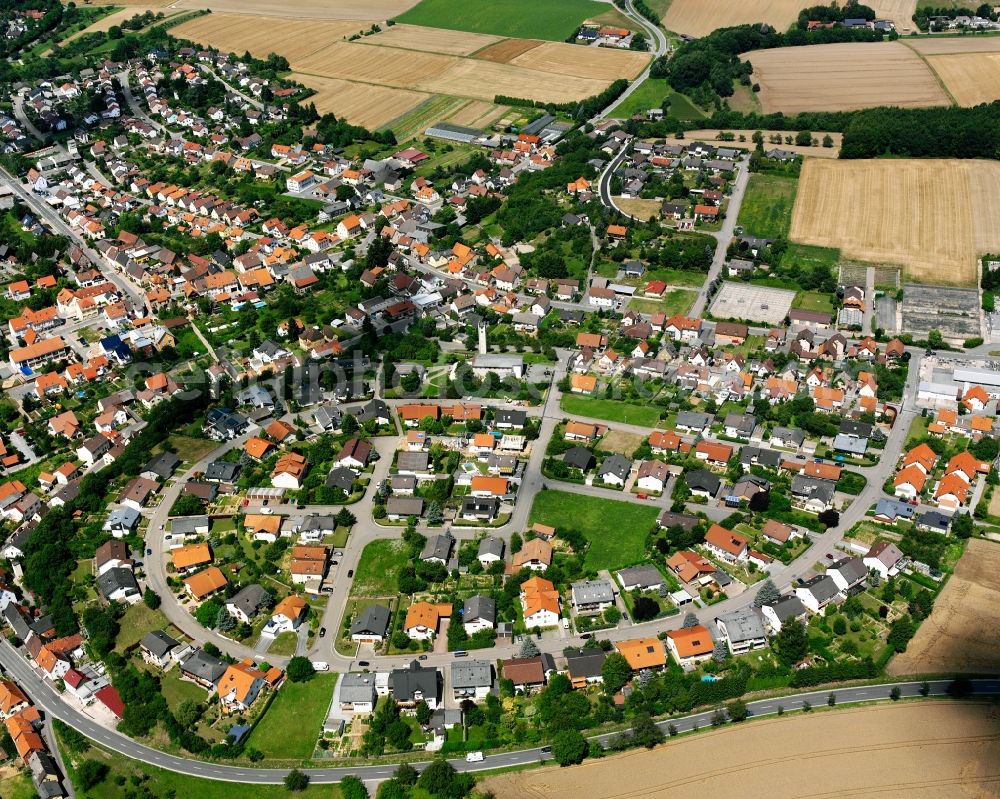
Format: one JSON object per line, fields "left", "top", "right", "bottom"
{"left": 703, "top": 524, "right": 749, "bottom": 563}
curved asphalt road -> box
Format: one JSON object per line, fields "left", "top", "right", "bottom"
{"left": 1, "top": 639, "right": 993, "bottom": 784}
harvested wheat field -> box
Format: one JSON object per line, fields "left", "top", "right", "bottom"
{"left": 364, "top": 24, "right": 501, "bottom": 56}
{"left": 926, "top": 53, "right": 1000, "bottom": 106}
{"left": 418, "top": 57, "right": 611, "bottom": 103}
{"left": 445, "top": 100, "right": 506, "bottom": 127}
{"left": 171, "top": 0, "right": 416, "bottom": 19}
{"left": 509, "top": 41, "right": 649, "bottom": 80}
{"left": 889, "top": 538, "right": 1000, "bottom": 676}
{"left": 295, "top": 41, "right": 454, "bottom": 88}
{"left": 663, "top": 0, "right": 803, "bottom": 38}
{"left": 745, "top": 42, "right": 949, "bottom": 113}
{"left": 171, "top": 14, "right": 369, "bottom": 61}
{"left": 905, "top": 36, "right": 1000, "bottom": 54}
{"left": 483, "top": 702, "right": 1000, "bottom": 799}
{"left": 289, "top": 74, "right": 428, "bottom": 128}
{"left": 474, "top": 37, "right": 543, "bottom": 63}
{"left": 869, "top": 0, "right": 918, "bottom": 31}
{"left": 789, "top": 158, "right": 1000, "bottom": 286}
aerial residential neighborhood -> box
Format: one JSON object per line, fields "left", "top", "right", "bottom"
{"left": 0, "top": 0, "right": 995, "bottom": 797}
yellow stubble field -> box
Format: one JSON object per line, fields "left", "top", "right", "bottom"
{"left": 171, "top": 14, "right": 369, "bottom": 60}
{"left": 363, "top": 23, "right": 502, "bottom": 56}
{"left": 663, "top": 0, "right": 803, "bottom": 37}
{"left": 172, "top": 0, "right": 416, "bottom": 19}
{"left": 483, "top": 702, "right": 1000, "bottom": 799}
{"left": 745, "top": 41, "right": 950, "bottom": 113}
{"left": 925, "top": 52, "right": 1000, "bottom": 106}
{"left": 287, "top": 74, "right": 429, "bottom": 129}
{"left": 789, "top": 158, "right": 1000, "bottom": 286}
{"left": 509, "top": 40, "right": 650, "bottom": 80}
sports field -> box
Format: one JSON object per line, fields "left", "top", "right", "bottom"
{"left": 663, "top": 0, "right": 802, "bottom": 37}
{"left": 396, "top": 0, "right": 610, "bottom": 40}
{"left": 790, "top": 158, "right": 1000, "bottom": 286}
{"left": 889, "top": 538, "right": 1000, "bottom": 676}
{"left": 744, "top": 42, "right": 950, "bottom": 113}
{"left": 483, "top": 702, "right": 1000, "bottom": 799}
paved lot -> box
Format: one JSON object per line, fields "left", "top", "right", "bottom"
{"left": 710, "top": 281, "right": 795, "bottom": 325}
{"left": 875, "top": 296, "right": 898, "bottom": 333}
{"left": 902, "top": 283, "right": 981, "bottom": 340}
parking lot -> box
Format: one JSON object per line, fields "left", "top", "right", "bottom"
{"left": 710, "top": 282, "right": 796, "bottom": 325}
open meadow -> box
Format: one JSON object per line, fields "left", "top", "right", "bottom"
{"left": 482, "top": 702, "right": 1000, "bottom": 799}
{"left": 396, "top": 0, "right": 614, "bottom": 40}
{"left": 744, "top": 42, "right": 950, "bottom": 113}
{"left": 788, "top": 158, "right": 1000, "bottom": 285}
{"left": 888, "top": 538, "right": 1000, "bottom": 675}
{"left": 663, "top": 0, "right": 803, "bottom": 37}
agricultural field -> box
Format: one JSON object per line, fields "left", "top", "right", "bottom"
{"left": 176, "top": 0, "right": 414, "bottom": 19}
{"left": 888, "top": 538, "right": 1000, "bottom": 676}
{"left": 507, "top": 41, "right": 649, "bottom": 81}
{"left": 474, "top": 38, "right": 545, "bottom": 62}
{"left": 171, "top": 14, "right": 370, "bottom": 59}
{"left": 904, "top": 35, "right": 1000, "bottom": 55}
{"left": 527, "top": 490, "right": 659, "bottom": 570}
{"left": 287, "top": 74, "right": 428, "bottom": 129}
{"left": 744, "top": 42, "right": 950, "bottom": 113}
{"left": 663, "top": 0, "right": 803, "bottom": 38}
{"left": 737, "top": 173, "right": 797, "bottom": 238}
{"left": 659, "top": 130, "right": 842, "bottom": 158}
{"left": 396, "top": 0, "right": 612, "bottom": 40}
{"left": 789, "top": 158, "right": 1000, "bottom": 286}
{"left": 869, "top": 0, "right": 918, "bottom": 32}
{"left": 483, "top": 702, "right": 1000, "bottom": 799}
{"left": 365, "top": 23, "right": 501, "bottom": 55}
{"left": 923, "top": 53, "right": 1000, "bottom": 106}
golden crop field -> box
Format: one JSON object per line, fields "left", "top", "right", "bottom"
{"left": 172, "top": 0, "right": 417, "bottom": 20}
{"left": 789, "top": 158, "right": 1000, "bottom": 286}
{"left": 746, "top": 42, "right": 950, "bottom": 113}
{"left": 926, "top": 53, "right": 1000, "bottom": 105}
{"left": 483, "top": 702, "right": 1000, "bottom": 799}
{"left": 287, "top": 73, "right": 429, "bottom": 128}
{"left": 663, "top": 0, "right": 803, "bottom": 37}
{"left": 474, "top": 38, "right": 544, "bottom": 63}
{"left": 445, "top": 99, "right": 507, "bottom": 127}
{"left": 364, "top": 23, "right": 501, "bottom": 56}
{"left": 294, "top": 41, "right": 454, "bottom": 87}
{"left": 509, "top": 40, "right": 649, "bottom": 80}
{"left": 418, "top": 56, "right": 611, "bottom": 103}
{"left": 171, "top": 14, "right": 368, "bottom": 60}
{"left": 889, "top": 538, "right": 1000, "bottom": 676}
{"left": 905, "top": 35, "right": 1000, "bottom": 54}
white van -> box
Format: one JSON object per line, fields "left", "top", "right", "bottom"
{"left": 311, "top": 661, "right": 330, "bottom": 672}
{"left": 465, "top": 751, "right": 484, "bottom": 763}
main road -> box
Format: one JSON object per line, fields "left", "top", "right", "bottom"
{"left": 2, "top": 637, "right": 991, "bottom": 784}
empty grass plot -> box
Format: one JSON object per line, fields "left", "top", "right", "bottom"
{"left": 744, "top": 41, "right": 950, "bottom": 113}
{"left": 789, "top": 158, "right": 1000, "bottom": 286}
{"left": 396, "top": 0, "right": 609, "bottom": 40}
{"left": 664, "top": 0, "right": 803, "bottom": 38}
{"left": 711, "top": 282, "right": 796, "bottom": 325}
{"left": 737, "top": 173, "right": 798, "bottom": 238}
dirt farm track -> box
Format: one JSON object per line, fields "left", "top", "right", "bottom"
{"left": 482, "top": 702, "right": 1000, "bottom": 799}
{"left": 889, "top": 538, "right": 1000, "bottom": 676}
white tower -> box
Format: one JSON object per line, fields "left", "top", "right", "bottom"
{"left": 478, "top": 320, "right": 487, "bottom": 355}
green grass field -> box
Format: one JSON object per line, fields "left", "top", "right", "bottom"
{"left": 528, "top": 490, "right": 659, "bottom": 570}
{"left": 351, "top": 539, "right": 410, "bottom": 596}
{"left": 267, "top": 631, "right": 299, "bottom": 656}
{"left": 780, "top": 242, "right": 840, "bottom": 272}
{"left": 246, "top": 673, "right": 335, "bottom": 760}
{"left": 737, "top": 173, "right": 798, "bottom": 239}
{"left": 793, "top": 291, "right": 834, "bottom": 313}
{"left": 611, "top": 81, "right": 708, "bottom": 121}
{"left": 397, "top": 0, "right": 609, "bottom": 39}
{"left": 559, "top": 394, "right": 663, "bottom": 427}
{"left": 628, "top": 289, "right": 696, "bottom": 316}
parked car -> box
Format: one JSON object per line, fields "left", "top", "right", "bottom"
{"left": 145, "top": 548, "right": 152, "bottom": 556}
{"left": 319, "top": 627, "right": 326, "bottom": 638}
{"left": 347, "top": 569, "right": 354, "bottom": 578}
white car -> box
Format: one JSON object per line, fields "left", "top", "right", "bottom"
{"left": 465, "top": 751, "right": 483, "bottom": 762}
{"left": 311, "top": 661, "right": 330, "bottom": 672}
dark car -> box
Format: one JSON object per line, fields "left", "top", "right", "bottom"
{"left": 358, "top": 661, "right": 369, "bottom": 667}
{"left": 319, "top": 627, "right": 326, "bottom": 638}
{"left": 146, "top": 548, "right": 152, "bottom": 556}
{"left": 418, "top": 654, "right": 428, "bottom": 661}
{"left": 347, "top": 569, "right": 354, "bottom": 578}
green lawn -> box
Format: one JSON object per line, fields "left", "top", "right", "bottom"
{"left": 159, "top": 668, "right": 208, "bottom": 712}
{"left": 57, "top": 729, "right": 340, "bottom": 799}
{"left": 351, "top": 539, "right": 410, "bottom": 596}
{"left": 628, "top": 289, "right": 696, "bottom": 316}
{"left": 737, "top": 173, "right": 798, "bottom": 239}
{"left": 793, "top": 291, "right": 834, "bottom": 313}
{"left": 609, "top": 78, "right": 669, "bottom": 118}
{"left": 114, "top": 603, "right": 171, "bottom": 653}
{"left": 559, "top": 394, "right": 663, "bottom": 427}
{"left": 528, "top": 490, "right": 659, "bottom": 570}
{"left": 645, "top": 267, "right": 708, "bottom": 288}
{"left": 666, "top": 91, "right": 708, "bottom": 120}
{"left": 246, "top": 673, "right": 336, "bottom": 760}
{"left": 164, "top": 434, "right": 218, "bottom": 463}
{"left": 0, "top": 772, "right": 35, "bottom": 799}
{"left": 780, "top": 242, "right": 840, "bottom": 271}
{"left": 268, "top": 631, "right": 299, "bottom": 656}
{"left": 397, "top": 0, "right": 608, "bottom": 39}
